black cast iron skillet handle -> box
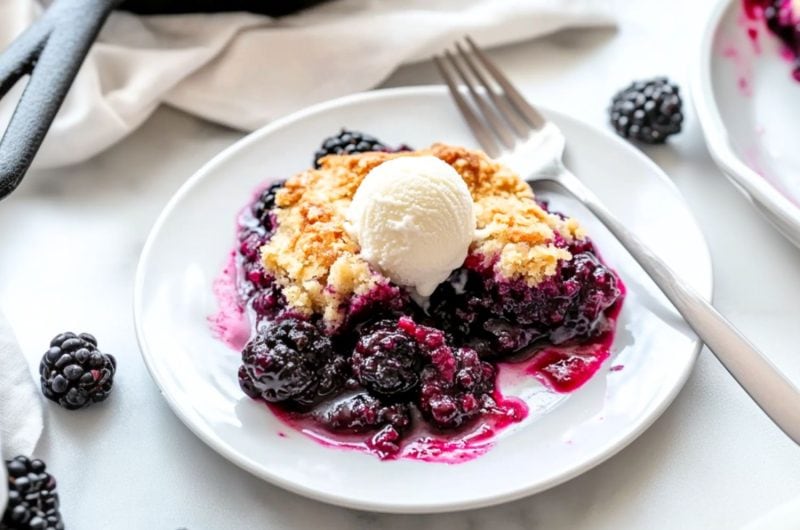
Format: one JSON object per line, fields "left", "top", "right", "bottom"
{"left": 0, "top": 0, "right": 120, "bottom": 201}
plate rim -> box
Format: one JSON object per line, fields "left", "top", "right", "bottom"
{"left": 133, "top": 85, "right": 712, "bottom": 513}
{"left": 690, "top": 0, "right": 800, "bottom": 246}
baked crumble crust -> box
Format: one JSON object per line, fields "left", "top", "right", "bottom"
{"left": 261, "top": 144, "right": 585, "bottom": 324}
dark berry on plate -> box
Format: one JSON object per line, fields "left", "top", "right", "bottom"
{"left": 251, "top": 180, "right": 285, "bottom": 232}
{"left": 396, "top": 316, "right": 456, "bottom": 379}
{"left": 482, "top": 248, "right": 619, "bottom": 352}
{"left": 249, "top": 280, "right": 288, "bottom": 322}
{"left": 313, "top": 392, "right": 410, "bottom": 434}
{"left": 313, "top": 129, "right": 411, "bottom": 168}
{"left": 351, "top": 320, "right": 424, "bottom": 397}
{"left": 291, "top": 354, "right": 349, "bottom": 408}
{"left": 429, "top": 237, "right": 621, "bottom": 357}
{"left": 609, "top": 77, "right": 683, "bottom": 144}
{"left": 548, "top": 249, "right": 622, "bottom": 342}
{"left": 2, "top": 456, "right": 64, "bottom": 530}
{"left": 418, "top": 346, "right": 496, "bottom": 431}
{"left": 40, "top": 332, "right": 116, "bottom": 410}
{"left": 238, "top": 318, "right": 339, "bottom": 407}
{"left": 238, "top": 231, "right": 267, "bottom": 262}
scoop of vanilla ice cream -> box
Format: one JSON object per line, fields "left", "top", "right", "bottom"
{"left": 347, "top": 156, "right": 476, "bottom": 297}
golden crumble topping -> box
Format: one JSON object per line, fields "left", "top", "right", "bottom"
{"left": 261, "top": 144, "right": 584, "bottom": 325}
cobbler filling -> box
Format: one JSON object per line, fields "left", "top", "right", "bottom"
{"left": 217, "top": 139, "right": 625, "bottom": 461}
{"left": 744, "top": 0, "right": 800, "bottom": 80}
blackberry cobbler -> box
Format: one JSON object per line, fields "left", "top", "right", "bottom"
{"left": 217, "top": 136, "right": 624, "bottom": 461}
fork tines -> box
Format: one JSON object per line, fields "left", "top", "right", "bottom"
{"left": 434, "top": 37, "right": 546, "bottom": 158}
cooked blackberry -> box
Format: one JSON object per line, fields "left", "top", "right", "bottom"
{"left": 2, "top": 456, "right": 64, "bottom": 530}
{"left": 238, "top": 318, "right": 339, "bottom": 407}
{"left": 313, "top": 392, "right": 410, "bottom": 433}
{"left": 249, "top": 280, "right": 288, "bottom": 322}
{"left": 367, "top": 424, "right": 404, "bottom": 458}
{"left": 236, "top": 208, "right": 281, "bottom": 305}
{"left": 250, "top": 180, "right": 285, "bottom": 232}
{"left": 417, "top": 346, "right": 496, "bottom": 430}
{"left": 350, "top": 320, "right": 423, "bottom": 397}
{"left": 313, "top": 129, "right": 392, "bottom": 168}
{"left": 39, "top": 332, "right": 116, "bottom": 410}
{"left": 238, "top": 231, "right": 267, "bottom": 262}
{"left": 429, "top": 239, "right": 621, "bottom": 357}
{"left": 337, "top": 282, "right": 416, "bottom": 336}
{"left": 314, "top": 393, "right": 410, "bottom": 458}
{"left": 394, "top": 316, "right": 457, "bottom": 379}
{"left": 292, "top": 354, "right": 349, "bottom": 408}
{"left": 609, "top": 77, "right": 683, "bottom": 144}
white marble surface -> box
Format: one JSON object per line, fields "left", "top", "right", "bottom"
{"left": 1, "top": 0, "right": 799, "bottom": 528}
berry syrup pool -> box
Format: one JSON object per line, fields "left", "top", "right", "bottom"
{"left": 265, "top": 388, "right": 529, "bottom": 463}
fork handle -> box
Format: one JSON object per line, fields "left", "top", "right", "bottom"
{"left": 549, "top": 166, "right": 800, "bottom": 445}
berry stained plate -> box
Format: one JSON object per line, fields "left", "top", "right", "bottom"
{"left": 134, "top": 86, "right": 712, "bottom": 514}
{"left": 692, "top": 0, "right": 800, "bottom": 247}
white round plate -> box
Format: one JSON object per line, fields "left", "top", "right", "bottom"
{"left": 693, "top": 0, "right": 800, "bottom": 247}
{"left": 134, "top": 86, "right": 712, "bottom": 514}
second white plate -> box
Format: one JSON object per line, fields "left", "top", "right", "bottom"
{"left": 134, "top": 86, "right": 712, "bottom": 513}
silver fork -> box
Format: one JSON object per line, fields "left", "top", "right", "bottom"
{"left": 436, "top": 37, "right": 800, "bottom": 445}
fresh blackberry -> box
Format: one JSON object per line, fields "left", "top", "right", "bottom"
{"left": 351, "top": 320, "right": 423, "bottom": 397}
{"left": 238, "top": 318, "right": 340, "bottom": 407}
{"left": 418, "top": 346, "right": 496, "bottom": 430}
{"left": 39, "top": 332, "right": 116, "bottom": 410}
{"left": 313, "top": 129, "right": 395, "bottom": 168}
{"left": 609, "top": 77, "right": 683, "bottom": 144}
{"left": 313, "top": 392, "right": 410, "bottom": 433}
{"left": 250, "top": 180, "right": 285, "bottom": 231}
{"left": 2, "top": 456, "right": 64, "bottom": 530}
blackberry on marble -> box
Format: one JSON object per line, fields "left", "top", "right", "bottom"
{"left": 609, "top": 77, "right": 683, "bottom": 144}
{"left": 2, "top": 456, "right": 63, "bottom": 530}
{"left": 39, "top": 332, "right": 116, "bottom": 410}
